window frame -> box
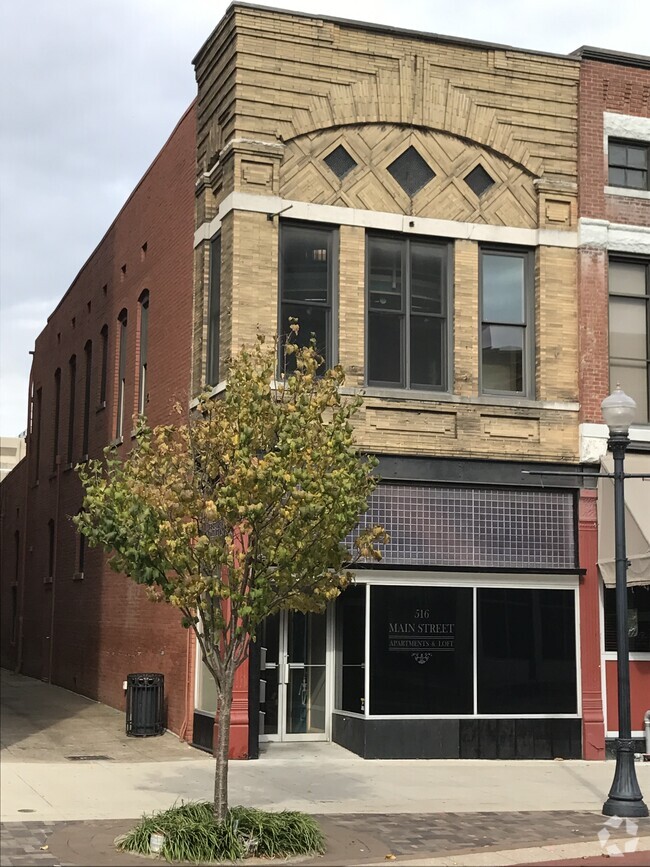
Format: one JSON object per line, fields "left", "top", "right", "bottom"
{"left": 138, "top": 291, "right": 149, "bottom": 416}
{"left": 206, "top": 235, "right": 221, "bottom": 386}
{"left": 115, "top": 310, "right": 128, "bottom": 439}
{"left": 66, "top": 354, "right": 76, "bottom": 466}
{"left": 278, "top": 220, "right": 337, "bottom": 372}
{"left": 365, "top": 232, "right": 453, "bottom": 391}
{"left": 52, "top": 369, "right": 61, "bottom": 471}
{"left": 608, "top": 255, "right": 650, "bottom": 424}
{"left": 607, "top": 138, "right": 650, "bottom": 192}
{"left": 479, "top": 245, "right": 535, "bottom": 398}
{"left": 82, "top": 341, "right": 92, "bottom": 457}
{"left": 99, "top": 324, "right": 108, "bottom": 406}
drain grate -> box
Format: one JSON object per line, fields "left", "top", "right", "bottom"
{"left": 65, "top": 754, "right": 113, "bottom": 761}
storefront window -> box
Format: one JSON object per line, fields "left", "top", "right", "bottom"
{"left": 369, "top": 586, "right": 474, "bottom": 715}
{"left": 335, "top": 585, "right": 366, "bottom": 713}
{"left": 477, "top": 588, "right": 577, "bottom": 714}
{"left": 604, "top": 585, "right": 650, "bottom": 653}
{"left": 196, "top": 658, "right": 217, "bottom": 715}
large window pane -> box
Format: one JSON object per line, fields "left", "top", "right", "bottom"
{"left": 609, "top": 261, "right": 647, "bottom": 296}
{"left": 335, "top": 585, "right": 366, "bottom": 714}
{"left": 482, "top": 254, "right": 525, "bottom": 324}
{"left": 410, "top": 316, "right": 444, "bottom": 388}
{"left": 609, "top": 297, "right": 647, "bottom": 360}
{"left": 604, "top": 585, "right": 650, "bottom": 653}
{"left": 280, "top": 304, "right": 328, "bottom": 371}
{"left": 368, "top": 236, "right": 403, "bottom": 307}
{"left": 281, "top": 226, "right": 330, "bottom": 303}
{"left": 609, "top": 363, "right": 648, "bottom": 423}
{"left": 369, "top": 586, "right": 473, "bottom": 715}
{"left": 481, "top": 324, "right": 524, "bottom": 392}
{"left": 368, "top": 312, "right": 403, "bottom": 384}
{"left": 410, "top": 243, "right": 445, "bottom": 315}
{"left": 477, "top": 588, "right": 577, "bottom": 714}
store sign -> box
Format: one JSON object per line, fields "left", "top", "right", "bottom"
{"left": 388, "top": 610, "right": 455, "bottom": 664}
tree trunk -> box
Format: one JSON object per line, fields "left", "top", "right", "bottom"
{"left": 213, "top": 670, "right": 234, "bottom": 822}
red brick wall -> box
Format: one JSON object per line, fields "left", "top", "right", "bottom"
{"left": 1, "top": 102, "right": 198, "bottom": 738}
{"left": 577, "top": 59, "right": 650, "bottom": 422}
{"left": 0, "top": 458, "right": 27, "bottom": 671}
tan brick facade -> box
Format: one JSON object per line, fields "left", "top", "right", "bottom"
{"left": 192, "top": 5, "right": 581, "bottom": 465}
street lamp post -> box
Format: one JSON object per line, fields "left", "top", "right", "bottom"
{"left": 601, "top": 386, "right": 648, "bottom": 818}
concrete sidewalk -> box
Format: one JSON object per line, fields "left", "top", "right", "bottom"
{"left": 2, "top": 669, "right": 650, "bottom": 866}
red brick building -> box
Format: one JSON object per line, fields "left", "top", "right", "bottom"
{"left": 574, "top": 47, "right": 650, "bottom": 758}
{"left": 1, "top": 103, "right": 199, "bottom": 741}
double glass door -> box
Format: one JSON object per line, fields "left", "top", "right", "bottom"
{"left": 259, "top": 610, "right": 330, "bottom": 741}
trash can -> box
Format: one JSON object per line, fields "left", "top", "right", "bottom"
{"left": 125, "top": 673, "right": 165, "bottom": 737}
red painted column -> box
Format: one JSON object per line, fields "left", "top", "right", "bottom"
{"left": 211, "top": 658, "right": 250, "bottom": 759}
{"left": 578, "top": 489, "right": 606, "bottom": 760}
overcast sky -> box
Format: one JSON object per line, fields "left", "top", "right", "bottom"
{"left": 1, "top": 1, "right": 649, "bottom": 435}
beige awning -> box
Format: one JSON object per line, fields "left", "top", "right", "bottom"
{"left": 598, "top": 453, "right": 650, "bottom": 587}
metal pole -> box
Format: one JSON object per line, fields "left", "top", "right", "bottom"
{"left": 602, "top": 431, "right": 648, "bottom": 817}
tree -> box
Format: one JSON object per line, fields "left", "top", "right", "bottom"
{"left": 75, "top": 335, "right": 386, "bottom": 821}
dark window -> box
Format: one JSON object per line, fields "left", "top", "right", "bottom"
{"left": 138, "top": 291, "right": 149, "bottom": 415}
{"left": 52, "top": 369, "right": 61, "bottom": 470}
{"left": 608, "top": 258, "right": 649, "bottom": 423}
{"left": 34, "top": 387, "right": 42, "bottom": 482}
{"left": 116, "top": 310, "right": 128, "bottom": 438}
{"left": 47, "top": 519, "right": 55, "bottom": 578}
{"left": 82, "top": 341, "right": 92, "bottom": 457}
{"left": 99, "top": 324, "right": 108, "bottom": 405}
{"left": 477, "top": 588, "right": 577, "bottom": 714}
{"left": 367, "top": 234, "right": 449, "bottom": 389}
{"left": 280, "top": 223, "right": 334, "bottom": 371}
{"left": 481, "top": 248, "right": 533, "bottom": 395}
{"left": 207, "top": 236, "right": 221, "bottom": 385}
{"left": 67, "top": 355, "right": 76, "bottom": 465}
{"left": 465, "top": 164, "right": 495, "bottom": 198}
{"left": 11, "top": 584, "right": 18, "bottom": 644}
{"left": 324, "top": 145, "right": 357, "bottom": 180}
{"left": 335, "top": 585, "right": 366, "bottom": 713}
{"left": 608, "top": 139, "right": 649, "bottom": 191}
{"left": 369, "top": 585, "right": 474, "bottom": 715}
{"left": 387, "top": 146, "right": 435, "bottom": 197}
{"left": 78, "top": 516, "right": 85, "bottom": 575}
{"left": 604, "top": 586, "right": 650, "bottom": 653}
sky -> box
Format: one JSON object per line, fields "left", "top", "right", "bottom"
{"left": 1, "top": 1, "right": 649, "bottom": 436}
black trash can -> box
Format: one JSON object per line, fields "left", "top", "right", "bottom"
{"left": 125, "top": 673, "right": 165, "bottom": 737}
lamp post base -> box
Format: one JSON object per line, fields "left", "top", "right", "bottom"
{"left": 602, "top": 739, "right": 649, "bottom": 817}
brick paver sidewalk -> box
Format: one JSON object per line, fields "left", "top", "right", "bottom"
{"left": 2, "top": 811, "right": 650, "bottom": 866}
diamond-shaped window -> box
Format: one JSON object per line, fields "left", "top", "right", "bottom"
{"left": 387, "top": 146, "right": 435, "bottom": 197}
{"left": 324, "top": 145, "right": 357, "bottom": 180}
{"left": 464, "top": 164, "right": 495, "bottom": 198}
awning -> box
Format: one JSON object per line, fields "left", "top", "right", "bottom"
{"left": 598, "top": 453, "right": 650, "bottom": 587}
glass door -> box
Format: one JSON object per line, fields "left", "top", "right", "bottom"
{"left": 259, "top": 609, "right": 330, "bottom": 741}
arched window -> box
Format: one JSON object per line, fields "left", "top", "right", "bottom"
{"left": 67, "top": 354, "right": 77, "bottom": 465}
{"left": 116, "top": 310, "right": 128, "bottom": 438}
{"left": 82, "top": 341, "right": 92, "bottom": 457}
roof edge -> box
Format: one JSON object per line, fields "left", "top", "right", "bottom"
{"left": 571, "top": 45, "right": 650, "bottom": 69}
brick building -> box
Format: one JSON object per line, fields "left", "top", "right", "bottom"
{"left": 1, "top": 103, "right": 198, "bottom": 739}
{"left": 2, "top": 5, "right": 647, "bottom": 762}
{"left": 574, "top": 46, "right": 650, "bottom": 757}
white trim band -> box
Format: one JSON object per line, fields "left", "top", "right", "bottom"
{"left": 580, "top": 422, "right": 650, "bottom": 463}
{"left": 603, "top": 111, "right": 650, "bottom": 148}
{"left": 194, "top": 192, "right": 578, "bottom": 249}
{"left": 578, "top": 218, "right": 650, "bottom": 254}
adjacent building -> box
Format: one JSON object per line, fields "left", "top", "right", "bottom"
{"left": 1, "top": 5, "right": 648, "bottom": 762}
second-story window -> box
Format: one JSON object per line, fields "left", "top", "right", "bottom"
{"left": 608, "top": 140, "right": 649, "bottom": 191}
{"left": 52, "top": 369, "right": 61, "bottom": 470}
{"left": 67, "top": 355, "right": 76, "bottom": 465}
{"left": 280, "top": 223, "right": 334, "bottom": 371}
{"left": 609, "top": 258, "right": 649, "bottom": 423}
{"left": 34, "top": 387, "right": 42, "bottom": 482}
{"left": 138, "top": 291, "right": 149, "bottom": 415}
{"left": 99, "top": 324, "right": 108, "bottom": 406}
{"left": 82, "top": 341, "right": 92, "bottom": 457}
{"left": 207, "top": 236, "right": 221, "bottom": 386}
{"left": 367, "top": 234, "right": 449, "bottom": 389}
{"left": 480, "top": 248, "right": 533, "bottom": 396}
{"left": 116, "top": 310, "right": 128, "bottom": 439}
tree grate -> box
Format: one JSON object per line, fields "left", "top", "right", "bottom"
{"left": 323, "top": 145, "right": 357, "bottom": 180}
{"left": 387, "top": 146, "right": 435, "bottom": 197}
{"left": 464, "top": 164, "right": 495, "bottom": 197}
